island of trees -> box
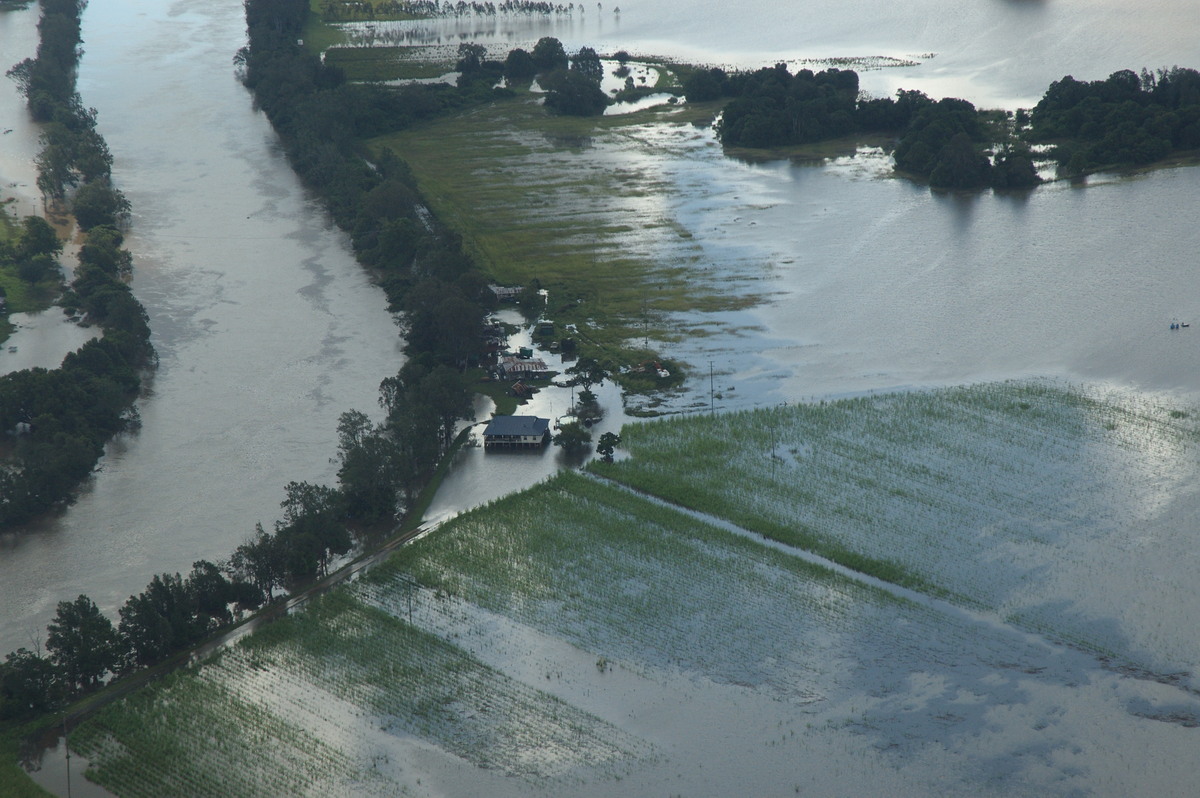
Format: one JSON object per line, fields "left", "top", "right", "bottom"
{"left": 686, "top": 62, "right": 1200, "bottom": 189}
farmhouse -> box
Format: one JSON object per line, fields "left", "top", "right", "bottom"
{"left": 483, "top": 415, "right": 550, "bottom": 449}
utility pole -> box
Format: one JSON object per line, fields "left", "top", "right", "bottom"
{"left": 709, "top": 360, "right": 714, "bottom": 415}
{"left": 63, "top": 713, "right": 72, "bottom": 798}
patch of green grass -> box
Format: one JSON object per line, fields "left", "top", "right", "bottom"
{"left": 369, "top": 95, "right": 754, "bottom": 381}
{"left": 324, "top": 46, "right": 454, "bottom": 81}
{"left": 588, "top": 379, "right": 1200, "bottom": 668}
{"left": 71, "top": 587, "right": 645, "bottom": 794}
{"left": 301, "top": 15, "right": 347, "bottom": 52}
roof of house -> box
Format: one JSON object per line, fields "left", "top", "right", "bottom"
{"left": 483, "top": 415, "right": 550, "bottom": 437}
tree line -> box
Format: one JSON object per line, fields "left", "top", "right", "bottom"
{"left": 6, "top": 0, "right": 131, "bottom": 224}
{"left": 688, "top": 63, "right": 1039, "bottom": 190}
{"left": 0, "top": 0, "right": 153, "bottom": 527}
{"left": 2, "top": 0, "right": 622, "bottom": 724}
{"left": 321, "top": 0, "right": 581, "bottom": 21}
{"left": 1028, "top": 67, "right": 1200, "bottom": 175}
{"left": 693, "top": 62, "right": 1200, "bottom": 189}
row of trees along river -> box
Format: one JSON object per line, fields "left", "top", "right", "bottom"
{"left": 0, "top": 0, "right": 579, "bottom": 724}
{"left": 1, "top": 0, "right": 152, "bottom": 526}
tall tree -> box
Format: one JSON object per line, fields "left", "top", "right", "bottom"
{"left": 571, "top": 46, "right": 603, "bottom": 87}
{"left": 46, "top": 595, "right": 121, "bottom": 692}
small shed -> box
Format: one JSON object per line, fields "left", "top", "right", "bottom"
{"left": 483, "top": 415, "right": 550, "bottom": 449}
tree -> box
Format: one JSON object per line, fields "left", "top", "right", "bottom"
{"left": 542, "top": 68, "right": 609, "bottom": 116}
{"left": 455, "top": 42, "right": 486, "bottom": 73}
{"left": 929, "top": 132, "right": 991, "bottom": 189}
{"left": 186, "top": 560, "right": 236, "bottom": 629}
{"left": 118, "top": 573, "right": 203, "bottom": 668}
{"left": 18, "top": 253, "right": 57, "bottom": 283}
{"left": 16, "top": 215, "right": 62, "bottom": 260}
{"left": 46, "top": 595, "right": 121, "bottom": 692}
{"left": 531, "top": 36, "right": 568, "bottom": 73}
{"left": 275, "top": 481, "right": 350, "bottom": 579}
{"left": 0, "top": 648, "right": 59, "bottom": 719}
{"left": 503, "top": 48, "right": 537, "bottom": 84}
{"left": 336, "top": 409, "right": 403, "bottom": 523}
{"left": 229, "top": 523, "right": 285, "bottom": 602}
{"left": 567, "top": 356, "right": 607, "bottom": 391}
{"left": 72, "top": 179, "right": 131, "bottom": 230}
{"left": 553, "top": 420, "right": 592, "bottom": 454}
{"left": 596, "top": 431, "right": 620, "bottom": 462}
{"left": 571, "top": 46, "right": 603, "bottom": 87}
{"left": 421, "top": 365, "right": 475, "bottom": 451}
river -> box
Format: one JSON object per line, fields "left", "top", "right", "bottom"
{"left": 1, "top": 0, "right": 1198, "bottom": 663}
{"left": 0, "top": 0, "right": 403, "bottom": 652}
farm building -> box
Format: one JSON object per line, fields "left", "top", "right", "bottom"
{"left": 497, "top": 355, "right": 549, "bottom": 378}
{"left": 489, "top": 284, "right": 524, "bottom": 303}
{"left": 483, "top": 415, "right": 550, "bottom": 449}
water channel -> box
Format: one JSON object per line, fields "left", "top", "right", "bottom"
{"left": 1, "top": 0, "right": 1199, "bottom": 722}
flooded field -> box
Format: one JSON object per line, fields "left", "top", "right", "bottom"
{"left": 67, "top": 384, "right": 1200, "bottom": 795}
{"left": 595, "top": 381, "right": 1200, "bottom": 676}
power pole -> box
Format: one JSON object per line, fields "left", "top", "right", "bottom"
{"left": 709, "top": 360, "right": 714, "bottom": 415}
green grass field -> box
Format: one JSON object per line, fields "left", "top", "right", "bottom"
{"left": 369, "top": 94, "right": 753, "bottom": 373}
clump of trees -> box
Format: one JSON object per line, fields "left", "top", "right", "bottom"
{"left": 7, "top": 0, "right": 130, "bottom": 224}
{"left": 696, "top": 64, "right": 1038, "bottom": 190}
{"left": 1029, "top": 67, "right": 1200, "bottom": 175}
{"left": 0, "top": 215, "right": 62, "bottom": 285}
{"left": 698, "top": 61, "right": 1200, "bottom": 188}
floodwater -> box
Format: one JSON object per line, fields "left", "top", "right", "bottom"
{"left": 0, "top": 2, "right": 42, "bottom": 217}
{"left": 0, "top": 311, "right": 99, "bottom": 374}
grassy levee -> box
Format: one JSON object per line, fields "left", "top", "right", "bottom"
{"left": 589, "top": 380, "right": 1200, "bottom": 667}
{"left": 368, "top": 95, "right": 758, "bottom": 377}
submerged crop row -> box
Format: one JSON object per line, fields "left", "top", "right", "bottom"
{"left": 590, "top": 380, "right": 1200, "bottom": 672}
{"left": 360, "top": 471, "right": 1068, "bottom": 702}
{"left": 66, "top": 397, "right": 1200, "bottom": 794}
{"left": 70, "top": 587, "right": 646, "bottom": 796}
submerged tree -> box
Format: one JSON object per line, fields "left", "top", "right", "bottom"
{"left": 553, "top": 420, "right": 592, "bottom": 453}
